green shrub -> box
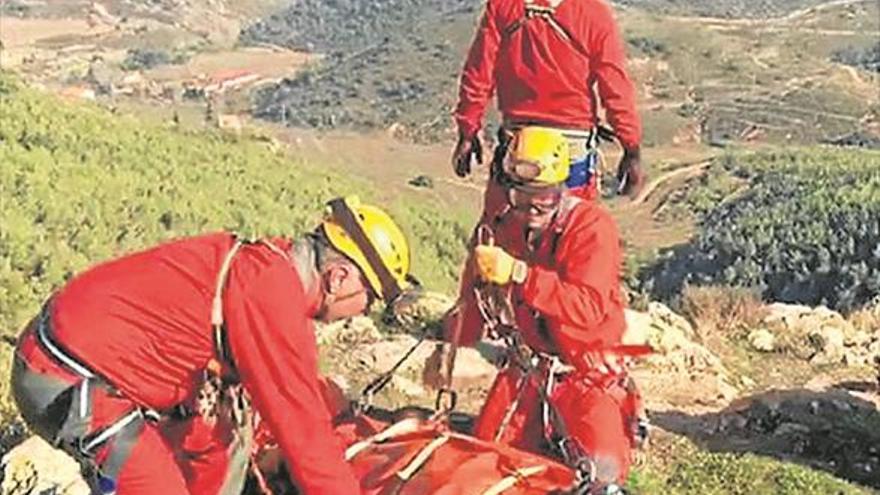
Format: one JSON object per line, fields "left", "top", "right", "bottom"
{"left": 831, "top": 42, "right": 880, "bottom": 74}
{"left": 640, "top": 148, "right": 880, "bottom": 311}
{"left": 0, "top": 72, "right": 469, "bottom": 329}
{"left": 629, "top": 436, "right": 871, "bottom": 495}
{"left": 121, "top": 48, "right": 173, "bottom": 71}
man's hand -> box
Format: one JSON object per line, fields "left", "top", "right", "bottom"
{"left": 474, "top": 245, "right": 527, "bottom": 285}
{"left": 452, "top": 131, "right": 484, "bottom": 178}
{"left": 616, "top": 146, "right": 646, "bottom": 199}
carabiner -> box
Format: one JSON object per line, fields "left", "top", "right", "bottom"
{"left": 476, "top": 224, "right": 495, "bottom": 247}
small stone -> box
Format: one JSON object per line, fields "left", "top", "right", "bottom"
{"left": 748, "top": 329, "right": 776, "bottom": 352}
{"left": 740, "top": 375, "right": 757, "bottom": 388}
{"left": 408, "top": 175, "right": 434, "bottom": 188}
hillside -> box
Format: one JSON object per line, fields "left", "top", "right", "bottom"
{"left": 244, "top": 0, "right": 880, "bottom": 146}
{"left": 0, "top": 70, "right": 471, "bottom": 429}
{"left": 2, "top": 0, "right": 880, "bottom": 492}
{"left": 616, "top": 0, "right": 832, "bottom": 18}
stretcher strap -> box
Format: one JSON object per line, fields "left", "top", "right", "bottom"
{"left": 344, "top": 417, "right": 422, "bottom": 461}
{"left": 396, "top": 434, "right": 450, "bottom": 480}
{"left": 480, "top": 465, "right": 548, "bottom": 495}
{"left": 212, "top": 240, "right": 245, "bottom": 328}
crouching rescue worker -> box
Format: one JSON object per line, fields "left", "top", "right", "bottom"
{"left": 11, "top": 196, "right": 411, "bottom": 495}
{"left": 427, "top": 128, "right": 646, "bottom": 494}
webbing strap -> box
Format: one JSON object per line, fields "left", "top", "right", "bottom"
{"left": 395, "top": 434, "right": 450, "bottom": 480}
{"left": 480, "top": 465, "right": 548, "bottom": 495}
{"left": 212, "top": 238, "right": 291, "bottom": 369}
{"left": 96, "top": 410, "right": 146, "bottom": 493}
{"left": 212, "top": 240, "right": 245, "bottom": 329}
{"left": 344, "top": 417, "right": 422, "bottom": 461}
{"left": 503, "top": 0, "right": 591, "bottom": 61}
{"left": 82, "top": 409, "right": 142, "bottom": 453}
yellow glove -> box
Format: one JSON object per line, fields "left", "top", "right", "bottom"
{"left": 474, "top": 245, "right": 528, "bottom": 285}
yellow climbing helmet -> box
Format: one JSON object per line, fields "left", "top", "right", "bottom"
{"left": 503, "top": 126, "right": 570, "bottom": 187}
{"left": 322, "top": 196, "right": 411, "bottom": 303}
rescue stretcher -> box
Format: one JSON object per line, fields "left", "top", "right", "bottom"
{"left": 248, "top": 395, "right": 581, "bottom": 494}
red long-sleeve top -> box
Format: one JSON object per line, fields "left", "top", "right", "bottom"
{"left": 52, "top": 233, "right": 361, "bottom": 494}
{"left": 454, "top": 0, "right": 642, "bottom": 149}
{"left": 455, "top": 196, "right": 626, "bottom": 369}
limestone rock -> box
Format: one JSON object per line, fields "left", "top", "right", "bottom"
{"left": 1, "top": 436, "right": 90, "bottom": 495}
{"left": 316, "top": 315, "right": 383, "bottom": 346}
{"left": 747, "top": 328, "right": 776, "bottom": 352}
{"left": 625, "top": 302, "right": 737, "bottom": 409}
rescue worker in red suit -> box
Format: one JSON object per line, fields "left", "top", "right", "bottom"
{"left": 451, "top": 0, "right": 646, "bottom": 212}
{"left": 11, "top": 196, "right": 412, "bottom": 495}
{"left": 427, "top": 128, "right": 642, "bottom": 494}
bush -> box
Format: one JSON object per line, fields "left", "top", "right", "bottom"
{"left": 831, "top": 42, "right": 880, "bottom": 74}
{"left": 627, "top": 36, "right": 669, "bottom": 57}
{"left": 640, "top": 148, "right": 880, "bottom": 312}
{"left": 680, "top": 285, "right": 767, "bottom": 342}
{"left": 121, "top": 48, "right": 173, "bottom": 71}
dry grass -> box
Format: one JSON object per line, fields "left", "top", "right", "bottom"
{"left": 680, "top": 284, "right": 768, "bottom": 343}
{"left": 847, "top": 300, "right": 880, "bottom": 334}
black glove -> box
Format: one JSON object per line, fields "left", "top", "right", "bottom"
{"left": 452, "top": 132, "right": 484, "bottom": 178}
{"left": 616, "top": 146, "right": 646, "bottom": 199}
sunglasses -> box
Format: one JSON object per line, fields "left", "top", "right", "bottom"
{"left": 507, "top": 186, "right": 562, "bottom": 214}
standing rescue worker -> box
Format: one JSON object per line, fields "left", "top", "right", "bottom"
{"left": 452, "top": 0, "right": 645, "bottom": 210}
{"left": 429, "top": 128, "right": 643, "bottom": 494}
{"left": 11, "top": 196, "right": 411, "bottom": 495}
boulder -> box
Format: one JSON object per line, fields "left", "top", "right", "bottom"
{"left": 760, "top": 303, "right": 871, "bottom": 363}
{"left": 1, "top": 436, "right": 89, "bottom": 495}
{"left": 624, "top": 302, "right": 737, "bottom": 409}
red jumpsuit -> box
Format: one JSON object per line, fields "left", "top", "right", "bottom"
{"left": 12, "top": 233, "right": 361, "bottom": 494}
{"left": 449, "top": 197, "right": 636, "bottom": 484}
{"left": 454, "top": 0, "right": 642, "bottom": 149}
{"left": 453, "top": 0, "right": 643, "bottom": 279}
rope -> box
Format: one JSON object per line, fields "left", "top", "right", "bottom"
{"left": 355, "top": 329, "right": 430, "bottom": 413}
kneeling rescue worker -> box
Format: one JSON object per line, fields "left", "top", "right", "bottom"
{"left": 431, "top": 127, "right": 646, "bottom": 494}
{"left": 11, "top": 196, "right": 411, "bottom": 494}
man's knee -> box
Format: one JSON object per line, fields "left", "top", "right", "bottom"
{"left": 113, "top": 424, "right": 188, "bottom": 494}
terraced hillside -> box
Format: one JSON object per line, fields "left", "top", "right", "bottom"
{"left": 245, "top": 0, "right": 880, "bottom": 146}
{"left": 616, "top": 0, "right": 836, "bottom": 18}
